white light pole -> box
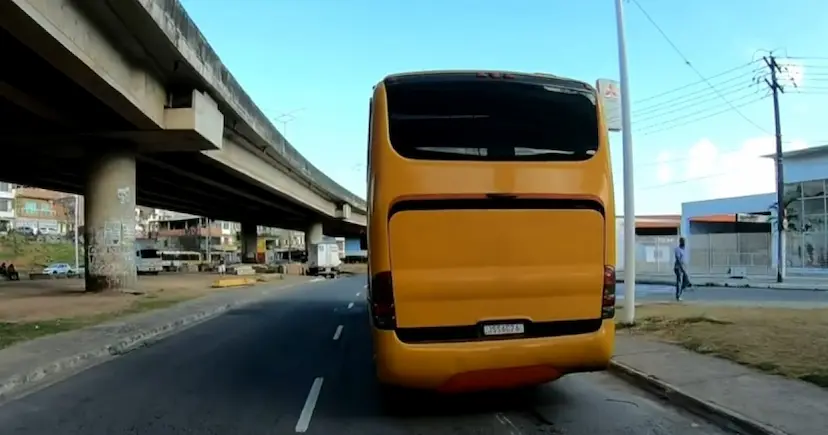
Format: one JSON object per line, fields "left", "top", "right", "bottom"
{"left": 615, "top": 0, "right": 637, "bottom": 324}
{"left": 273, "top": 107, "right": 307, "bottom": 140}
{"left": 73, "top": 194, "right": 80, "bottom": 270}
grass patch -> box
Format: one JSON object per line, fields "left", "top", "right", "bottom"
{"left": 0, "top": 295, "right": 194, "bottom": 350}
{"left": 618, "top": 305, "right": 828, "bottom": 388}
{"left": 0, "top": 235, "right": 77, "bottom": 270}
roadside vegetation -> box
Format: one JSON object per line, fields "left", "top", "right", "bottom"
{"left": 0, "top": 234, "right": 76, "bottom": 272}
{"left": 618, "top": 304, "right": 828, "bottom": 388}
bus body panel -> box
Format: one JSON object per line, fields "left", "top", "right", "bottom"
{"left": 390, "top": 207, "right": 605, "bottom": 328}
{"left": 373, "top": 321, "right": 615, "bottom": 391}
{"left": 367, "top": 71, "right": 616, "bottom": 392}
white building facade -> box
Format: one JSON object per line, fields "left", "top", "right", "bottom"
{"left": 681, "top": 145, "right": 828, "bottom": 275}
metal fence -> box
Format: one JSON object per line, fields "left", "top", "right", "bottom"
{"left": 687, "top": 233, "right": 772, "bottom": 276}
{"left": 626, "top": 233, "right": 773, "bottom": 276}
{"left": 635, "top": 235, "right": 679, "bottom": 274}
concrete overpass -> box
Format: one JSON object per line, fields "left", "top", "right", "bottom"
{"left": 0, "top": 0, "right": 366, "bottom": 291}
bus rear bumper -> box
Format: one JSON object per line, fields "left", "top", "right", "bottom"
{"left": 373, "top": 319, "right": 615, "bottom": 392}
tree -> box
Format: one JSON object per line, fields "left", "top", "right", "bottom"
{"left": 768, "top": 194, "right": 803, "bottom": 232}
{"left": 55, "top": 195, "right": 80, "bottom": 239}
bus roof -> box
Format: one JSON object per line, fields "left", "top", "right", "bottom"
{"left": 381, "top": 70, "right": 595, "bottom": 93}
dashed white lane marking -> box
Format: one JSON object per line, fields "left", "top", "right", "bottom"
{"left": 495, "top": 412, "right": 522, "bottom": 435}
{"left": 347, "top": 302, "right": 354, "bottom": 309}
{"left": 356, "top": 292, "right": 361, "bottom": 297}
{"left": 295, "top": 377, "right": 324, "bottom": 432}
{"left": 363, "top": 284, "right": 368, "bottom": 289}
{"left": 333, "top": 325, "right": 343, "bottom": 341}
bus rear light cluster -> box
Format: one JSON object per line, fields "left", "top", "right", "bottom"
{"left": 370, "top": 271, "right": 396, "bottom": 330}
{"left": 602, "top": 265, "right": 616, "bottom": 319}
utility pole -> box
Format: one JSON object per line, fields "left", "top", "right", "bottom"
{"left": 73, "top": 194, "right": 80, "bottom": 271}
{"left": 615, "top": 0, "right": 636, "bottom": 324}
{"left": 764, "top": 55, "right": 786, "bottom": 283}
{"left": 205, "top": 217, "right": 212, "bottom": 266}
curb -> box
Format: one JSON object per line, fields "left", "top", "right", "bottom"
{"left": 0, "top": 278, "right": 325, "bottom": 403}
{"left": 211, "top": 277, "right": 259, "bottom": 288}
{"left": 608, "top": 360, "right": 787, "bottom": 435}
{"left": 617, "top": 278, "right": 827, "bottom": 292}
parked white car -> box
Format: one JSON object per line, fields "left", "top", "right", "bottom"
{"left": 43, "top": 263, "right": 73, "bottom": 275}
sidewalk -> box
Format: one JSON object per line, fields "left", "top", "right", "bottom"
{"left": 0, "top": 276, "right": 321, "bottom": 403}
{"left": 619, "top": 273, "right": 828, "bottom": 291}
{"left": 612, "top": 334, "right": 828, "bottom": 435}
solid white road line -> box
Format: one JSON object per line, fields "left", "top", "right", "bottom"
{"left": 295, "top": 377, "right": 324, "bottom": 432}
{"left": 333, "top": 325, "right": 343, "bottom": 341}
{"left": 347, "top": 302, "right": 354, "bottom": 309}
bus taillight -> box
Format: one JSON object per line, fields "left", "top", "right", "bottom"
{"left": 370, "top": 271, "right": 396, "bottom": 330}
{"left": 602, "top": 265, "right": 616, "bottom": 319}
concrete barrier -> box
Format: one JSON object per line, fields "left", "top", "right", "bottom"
{"left": 211, "top": 277, "right": 258, "bottom": 288}
{"left": 227, "top": 265, "right": 256, "bottom": 276}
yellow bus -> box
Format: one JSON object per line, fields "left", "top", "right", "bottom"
{"left": 364, "top": 70, "right": 616, "bottom": 394}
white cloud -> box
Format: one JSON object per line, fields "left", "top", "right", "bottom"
{"left": 655, "top": 151, "right": 673, "bottom": 183}
{"left": 659, "top": 136, "right": 809, "bottom": 201}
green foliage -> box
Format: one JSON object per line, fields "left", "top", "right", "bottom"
{"left": 0, "top": 235, "right": 78, "bottom": 269}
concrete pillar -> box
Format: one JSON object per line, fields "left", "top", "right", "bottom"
{"left": 84, "top": 151, "right": 137, "bottom": 292}
{"left": 305, "top": 222, "right": 323, "bottom": 249}
{"left": 241, "top": 222, "right": 258, "bottom": 263}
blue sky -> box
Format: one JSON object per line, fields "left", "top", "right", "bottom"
{"left": 179, "top": 0, "right": 828, "bottom": 214}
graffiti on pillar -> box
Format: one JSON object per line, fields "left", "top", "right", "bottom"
{"left": 117, "top": 186, "right": 131, "bottom": 205}
{"left": 87, "top": 219, "right": 137, "bottom": 290}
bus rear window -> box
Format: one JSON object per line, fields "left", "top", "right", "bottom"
{"left": 385, "top": 77, "right": 599, "bottom": 161}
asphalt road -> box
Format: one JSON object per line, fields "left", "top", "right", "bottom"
{"left": 619, "top": 282, "right": 828, "bottom": 307}
{"left": 0, "top": 277, "right": 727, "bottom": 434}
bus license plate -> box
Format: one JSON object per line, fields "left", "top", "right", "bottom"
{"left": 483, "top": 323, "right": 525, "bottom": 336}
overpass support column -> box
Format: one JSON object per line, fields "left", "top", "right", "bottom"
{"left": 84, "top": 151, "right": 138, "bottom": 292}
{"left": 305, "top": 222, "right": 324, "bottom": 249}
{"left": 241, "top": 223, "right": 258, "bottom": 263}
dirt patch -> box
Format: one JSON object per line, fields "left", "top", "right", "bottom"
{"left": 0, "top": 273, "right": 304, "bottom": 322}
{"left": 0, "top": 273, "right": 312, "bottom": 349}
{"left": 617, "top": 304, "right": 828, "bottom": 388}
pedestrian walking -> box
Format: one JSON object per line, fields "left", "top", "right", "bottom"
{"left": 674, "top": 237, "right": 691, "bottom": 301}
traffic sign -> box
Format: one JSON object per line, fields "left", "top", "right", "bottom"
{"left": 596, "top": 79, "right": 622, "bottom": 132}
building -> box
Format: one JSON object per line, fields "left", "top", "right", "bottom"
{"left": 614, "top": 214, "right": 727, "bottom": 275}
{"left": 681, "top": 144, "right": 828, "bottom": 276}
{"left": 0, "top": 182, "right": 14, "bottom": 232}
{"left": 13, "top": 187, "right": 73, "bottom": 235}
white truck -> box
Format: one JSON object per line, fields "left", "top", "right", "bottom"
{"left": 307, "top": 241, "right": 341, "bottom": 278}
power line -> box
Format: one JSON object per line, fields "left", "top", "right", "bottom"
{"left": 637, "top": 94, "right": 768, "bottom": 135}
{"left": 633, "top": 68, "right": 762, "bottom": 117}
{"left": 638, "top": 171, "right": 729, "bottom": 191}
{"left": 629, "top": 0, "right": 771, "bottom": 134}
{"left": 635, "top": 83, "right": 763, "bottom": 127}
{"left": 633, "top": 61, "right": 760, "bottom": 104}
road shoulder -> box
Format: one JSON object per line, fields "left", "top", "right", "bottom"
{"left": 0, "top": 276, "right": 322, "bottom": 404}
{"left": 611, "top": 334, "right": 828, "bottom": 435}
